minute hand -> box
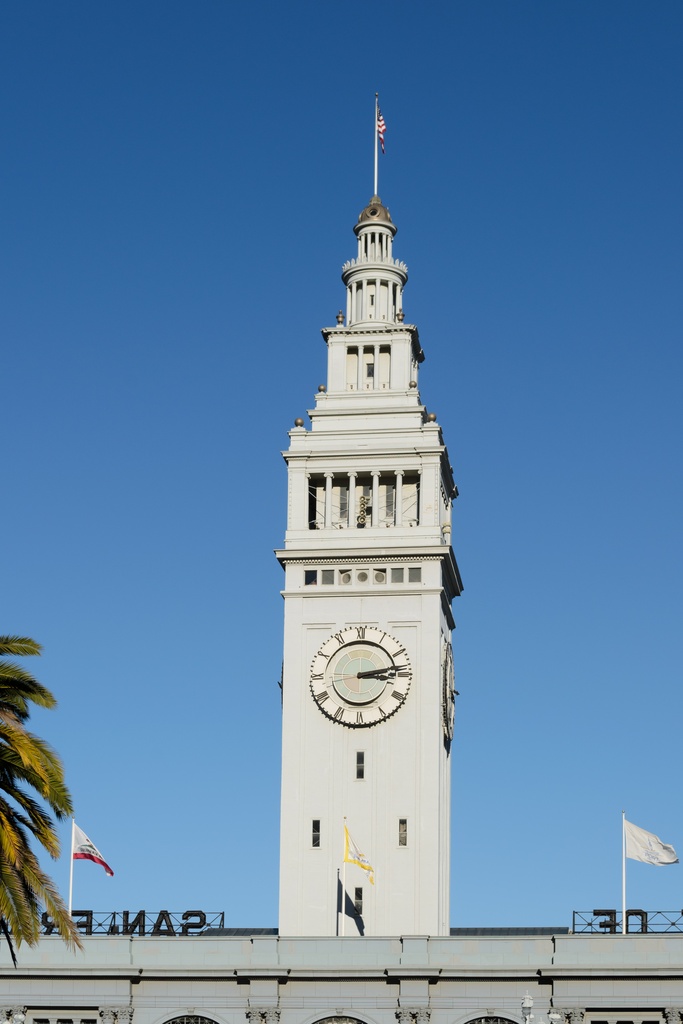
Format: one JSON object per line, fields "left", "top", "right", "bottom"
{"left": 356, "top": 665, "right": 408, "bottom": 679}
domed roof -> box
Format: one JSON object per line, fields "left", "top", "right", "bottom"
{"left": 354, "top": 195, "right": 397, "bottom": 236}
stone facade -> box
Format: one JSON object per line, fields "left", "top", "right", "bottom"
{"left": 3, "top": 933, "right": 683, "bottom": 1024}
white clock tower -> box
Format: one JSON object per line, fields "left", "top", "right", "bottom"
{"left": 276, "top": 195, "right": 462, "bottom": 937}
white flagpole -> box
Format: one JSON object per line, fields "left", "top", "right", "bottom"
{"left": 68, "top": 817, "right": 75, "bottom": 915}
{"left": 622, "top": 810, "right": 626, "bottom": 935}
{"left": 374, "top": 93, "right": 379, "bottom": 196}
{"left": 341, "top": 818, "right": 347, "bottom": 937}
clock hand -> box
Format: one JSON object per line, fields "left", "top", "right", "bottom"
{"left": 356, "top": 665, "right": 409, "bottom": 680}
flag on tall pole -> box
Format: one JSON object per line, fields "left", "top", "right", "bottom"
{"left": 622, "top": 812, "right": 677, "bottom": 935}
{"left": 69, "top": 821, "right": 114, "bottom": 913}
{"left": 344, "top": 823, "right": 375, "bottom": 885}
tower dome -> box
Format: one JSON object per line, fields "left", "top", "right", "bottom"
{"left": 342, "top": 195, "right": 408, "bottom": 326}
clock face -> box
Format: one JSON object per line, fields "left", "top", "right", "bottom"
{"left": 310, "top": 626, "right": 412, "bottom": 727}
{"left": 442, "top": 639, "right": 455, "bottom": 740}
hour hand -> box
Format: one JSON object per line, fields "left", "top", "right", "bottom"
{"left": 356, "top": 664, "right": 409, "bottom": 680}
{"left": 356, "top": 667, "right": 390, "bottom": 680}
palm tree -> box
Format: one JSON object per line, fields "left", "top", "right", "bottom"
{"left": 0, "top": 636, "right": 81, "bottom": 956}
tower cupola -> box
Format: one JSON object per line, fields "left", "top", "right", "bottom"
{"left": 342, "top": 195, "right": 408, "bottom": 326}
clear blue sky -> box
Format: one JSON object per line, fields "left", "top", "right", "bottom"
{"left": 2, "top": 1, "right": 682, "bottom": 928}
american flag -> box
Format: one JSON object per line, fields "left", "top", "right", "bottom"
{"left": 377, "top": 107, "right": 386, "bottom": 154}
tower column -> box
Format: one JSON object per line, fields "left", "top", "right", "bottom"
{"left": 395, "top": 470, "right": 404, "bottom": 526}
{"left": 348, "top": 472, "right": 357, "bottom": 528}
{"left": 324, "top": 473, "right": 334, "bottom": 527}
{"left": 372, "top": 471, "right": 380, "bottom": 527}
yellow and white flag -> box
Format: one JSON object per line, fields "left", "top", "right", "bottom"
{"left": 625, "top": 819, "right": 678, "bottom": 866}
{"left": 344, "top": 824, "right": 375, "bottom": 885}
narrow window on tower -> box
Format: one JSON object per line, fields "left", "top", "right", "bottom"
{"left": 402, "top": 474, "right": 420, "bottom": 526}
{"left": 346, "top": 347, "right": 358, "bottom": 391}
{"left": 304, "top": 570, "right": 317, "bottom": 586}
{"left": 356, "top": 751, "right": 365, "bottom": 779}
{"left": 312, "top": 820, "right": 321, "bottom": 848}
{"left": 354, "top": 887, "right": 363, "bottom": 915}
{"left": 332, "top": 480, "right": 348, "bottom": 527}
{"left": 398, "top": 818, "right": 408, "bottom": 847}
{"left": 379, "top": 346, "right": 391, "bottom": 388}
{"left": 363, "top": 348, "right": 375, "bottom": 385}
{"left": 308, "top": 475, "right": 325, "bottom": 530}
{"left": 408, "top": 566, "right": 422, "bottom": 583}
{"left": 380, "top": 477, "right": 396, "bottom": 526}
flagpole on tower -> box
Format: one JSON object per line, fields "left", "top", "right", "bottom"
{"left": 374, "top": 94, "right": 379, "bottom": 196}
{"left": 341, "top": 818, "right": 347, "bottom": 937}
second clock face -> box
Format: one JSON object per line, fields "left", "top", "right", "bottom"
{"left": 310, "top": 626, "right": 412, "bottom": 727}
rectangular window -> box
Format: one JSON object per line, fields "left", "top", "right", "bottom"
{"left": 312, "top": 820, "right": 321, "bottom": 848}
{"left": 362, "top": 349, "right": 374, "bottom": 387}
{"left": 332, "top": 481, "right": 348, "bottom": 526}
{"left": 356, "top": 751, "right": 365, "bottom": 779}
{"left": 304, "top": 570, "right": 317, "bottom": 586}
{"left": 321, "top": 569, "right": 335, "bottom": 585}
{"left": 398, "top": 818, "right": 408, "bottom": 847}
{"left": 380, "top": 479, "right": 395, "bottom": 525}
{"left": 308, "top": 475, "right": 325, "bottom": 530}
{"left": 391, "top": 567, "right": 404, "bottom": 583}
{"left": 408, "top": 566, "right": 422, "bottom": 583}
{"left": 402, "top": 474, "right": 420, "bottom": 526}
{"left": 379, "top": 346, "right": 391, "bottom": 387}
{"left": 346, "top": 347, "right": 358, "bottom": 390}
{"left": 354, "top": 886, "right": 363, "bottom": 915}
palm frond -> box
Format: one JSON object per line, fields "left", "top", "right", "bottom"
{"left": 0, "top": 637, "right": 42, "bottom": 658}
{"left": 0, "top": 634, "right": 81, "bottom": 952}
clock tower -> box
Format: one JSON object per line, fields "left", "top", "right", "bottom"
{"left": 276, "top": 195, "right": 462, "bottom": 937}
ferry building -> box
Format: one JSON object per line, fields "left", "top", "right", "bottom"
{"left": 3, "top": 193, "right": 683, "bottom": 1024}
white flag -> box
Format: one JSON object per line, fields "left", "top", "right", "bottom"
{"left": 625, "top": 819, "right": 678, "bottom": 866}
{"left": 344, "top": 824, "right": 375, "bottom": 885}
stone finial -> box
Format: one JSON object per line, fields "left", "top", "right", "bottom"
{"left": 397, "top": 309, "right": 405, "bottom": 322}
{"left": 336, "top": 311, "right": 345, "bottom": 325}
{"left": 318, "top": 384, "right": 327, "bottom": 392}
{"left": 294, "top": 418, "right": 304, "bottom": 427}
